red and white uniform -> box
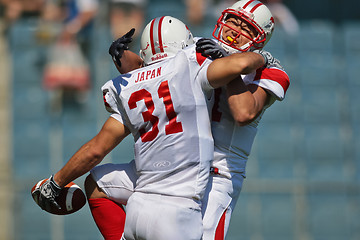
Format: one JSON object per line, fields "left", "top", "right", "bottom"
{"left": 91, "top": 37, "right": 290, "bottom": 239}
{"left": 100, "top": 44, "right": 214, "bottom": 240}
{"left": 202, "top": 61, "right": 290, "bottom": 240}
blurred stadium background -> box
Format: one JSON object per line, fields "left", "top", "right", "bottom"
{"left": 1, "top": 0, "right": 360, "bottom": 239}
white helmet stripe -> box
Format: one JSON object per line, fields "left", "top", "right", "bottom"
{"left": 242, "top": 0, "right": 256, "bottom": 9}
{"left": 149, "top": 16, "right": 165, "bottom": 55}
{"left": 249, "top": 2, "right": 263, "bottom": 13}
{"left": 242, "top": 0, "right": 263, "bottom": 13}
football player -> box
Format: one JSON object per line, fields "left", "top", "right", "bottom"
{"left": 200, "top": 1, "right": 289, "bottom": 239}
{"left": 85, "top": 1, "right": 289, "bottom": 240}
{"left": 35, "top": 15, "right": 267, "bottom": 240}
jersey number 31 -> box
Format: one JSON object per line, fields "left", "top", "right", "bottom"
{"left": 128, "top": 81, "right": 183, "bottom": 142}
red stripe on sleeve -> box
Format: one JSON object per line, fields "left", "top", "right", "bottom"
{"left": 158, "top": 16, "right": 165, "bottom": 53}
{"left": 255, "top": 68, "right": 290, "bottom": 93}
{"left": 196, "top": 52, "right": 207, "bottom": 66}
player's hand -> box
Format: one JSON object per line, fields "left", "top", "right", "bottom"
{"left": 196, "top": 38, "right": 229, "bottom": 59}
{"left": 109, "top": 28, "right": 135, "bottom": 68}
{"left": 36, "top": 175, "right": 62, "bottom": 212}
{"left": 253, "top": 49, "right": 282, "bottom": 69}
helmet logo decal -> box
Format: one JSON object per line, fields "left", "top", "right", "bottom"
{"left": 151, "top": 53, "right": 168, "bottom": 62}
{"left": 264, "top": 17, "right": 275, "bottom": 33}
{"left": 143, "top": 42, "right": 149, "bottom": 51}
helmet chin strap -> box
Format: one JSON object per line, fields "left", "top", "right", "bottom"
{"left": 219, "top": 42, "right": 239, "bottom": 55}
{"left": 239, "top": 41, "right": 252, "bottom": 51}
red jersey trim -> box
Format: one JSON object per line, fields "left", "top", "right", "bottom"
{"left": 196, "top": 52, "right": 207, "bottom": 66}
{"left": 255, "top": 68, "right": 290, "bottom": 93}
{"left": 214, "top": 208, "right": 227, "bottom": 240}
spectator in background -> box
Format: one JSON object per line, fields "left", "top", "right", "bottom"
{"left": 38, "top": 0, "right": 98, "bottom": 53}
{"left": 0, "top": 0, "right": 44, "bottom": 23}
{"left": 58, "top": 0, "right": 98, "bottom": 56}
{"left": 108, "top": 0, "right": 147, "bottom": 41}
{"left": 185, "top": 0, "right": 206, "bottom": 25}
{"left": 0, "top": 0, "right": 45, "bottom": 35}
{"left": 40, "top": 0, "right": 98, "bottom": 96}
{"left": 261, "top": 0, "right": 299, "bottom": 36}
{"left": 211, "top": 0, "right": 238, "bottom": 21}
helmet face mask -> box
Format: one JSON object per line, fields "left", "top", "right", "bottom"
{"left": 140, "top": 16, "right": 194, "bottom": 65}
{"left": 212, "top": 0, "right": 275, "bottom": 53}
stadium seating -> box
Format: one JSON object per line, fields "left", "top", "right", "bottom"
{"left": 307, "top": 192, "right": 352, "bottom": 239}
{"left": 145, "top": 0, "right": 186, "bottom": 22}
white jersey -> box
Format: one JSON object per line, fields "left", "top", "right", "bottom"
{"left": 201, "top": 58, "right": 290, "bottom": 240}
{"left": 102, "top": 45, "right": 214, "bottom": 200}
{"left": 211, "top": 62, "right": 290, "bottom": 177}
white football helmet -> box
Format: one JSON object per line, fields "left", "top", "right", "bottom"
{"left": 213, "top": 0, "right": 275, "bottom": 54}
{"left": 140, "top": 16, "right": 194, "bottom": 65}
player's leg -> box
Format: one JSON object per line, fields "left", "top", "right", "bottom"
{"left": 85, "top": 161, "right": 138, "bottom": 239}
{"left": 202, "top": 173, "right": 245, "bottom": 240}
{"left": 85, "top": 175, "right": 126, "bottom": 239}
{"left": 124, "top": 192, "right": 203, "bottom": 240}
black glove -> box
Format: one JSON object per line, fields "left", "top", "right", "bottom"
{"left": 196, "top": 38, "right": 229, "bottom": 59}
{"left": 109, "top": 28, "right": 135, "bottom": 67}
{"left": 37, "top": 175, "right": 62, "bottom": 212}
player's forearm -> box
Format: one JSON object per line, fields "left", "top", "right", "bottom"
{"left": 240, "top": 51, "right": 266, "bottom": 74}
{"left": 226, "top": 78, "right": 259, "bottom": 125}
{"left": 54, "top": 140, "right": 106, "bottom": 187}
{"left": 227, "top": 80, "right": 269, "bottom": 125}
{"left": 53, "top": 118, "right": 130, "bottom": 187}
{"left": 207, "top": 52, "right": 264, "bottom": 88}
